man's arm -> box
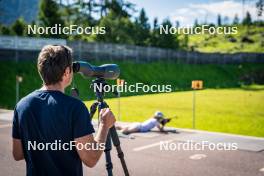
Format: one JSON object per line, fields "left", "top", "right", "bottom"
{"left": 156, "top": 124, "right": 165, "bottom": 132}
{"left": 12, "top": 139, "right": 24, "bottom": 161}
{"left": 12, "top": 108, "right": 24, "bottom": 161}
{"left": 75, "top": 108, "right": 115, "bottom": 168}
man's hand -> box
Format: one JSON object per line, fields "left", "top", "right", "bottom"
{"left": 99, "top": 108, "right": 116, "bottom": 128}
{"left": 75, "top": 108, "right": 116, "bottom": 168}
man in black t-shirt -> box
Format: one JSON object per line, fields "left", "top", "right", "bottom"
{"left": 12, "top": 45, "right": 116, "bottom": 176}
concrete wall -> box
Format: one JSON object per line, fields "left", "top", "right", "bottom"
{"left": 0, "top": 36, "right": 263, "bottom": 64}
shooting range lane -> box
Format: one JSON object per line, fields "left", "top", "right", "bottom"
{"left": 0, "top": 119, "right": 26, "bottom": 175}
{"left": 0, "top": 109, "right": 13, "bottom": 128}
{"left": 0, "top": 123, "right": 12, "bottom": 128}
{"left": 87, "top": 123, "right": 264, "bottom": 176}
{"left": 1, "top": 111, "right": 264, "bottom": 176}
{"left": 133, "top": 139, "right": 174, "bottom": 152}
{"left": 0, "top": 109, "right": 13, "bottom": 121}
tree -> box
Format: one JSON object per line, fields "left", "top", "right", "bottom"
{"left": 95, "top": 0, "right": 135, "bottom": 18}
{"left": 82, "top": 0, "right": 96, "bottom": 18}
{"left": 153, "top": 17, "right": 158, "bottom": 29}
{"left": 182, "top": 35, "right": 189, "bottom": 49}
{"left": 134, "top": 8, "right": 151, "bottom": 46}
{"left": 60, "top": 1, "right": 81, "bottom": 26}
{"left": 38, "top": 0, "right": 65, "bottom": 38}
{"left": 233, "top": 14, "right": 239, "bottom": 25}
{"left": 0, "top": 25, "right": 11, "bottom": 35}
{"left": 68, "top": 1, "right": 96, "bottom": 27}
{"left": 217, "top": 14, "right": 222, "bottom": 26}
{"left": 175, "top": 21, "right": 180, "bottom": 28}
{"left": 155, "top": 19, "right": 179, "bottom": 49}
{"left": 193, "top": 19, "right": 199, "bottom": 27}
{"left": 11, "top": 18, "right": 26, "bottom": 36}
{"left": 149, "top": 17, "right": 159, "bottom": 47}
{"left": 72, "top": 0, "right": 97, "bottom": 25}
{"left": 256, "top": 0, "right": 264, "bottom": 18}
{"left": 96, "top": 10, "right": 134, "bottom": 44}
{"left": 109, "top": 0, "right": 135, "bottom": 17}
{"left": 242, "top": 11, "right": 252, "bottom": 25}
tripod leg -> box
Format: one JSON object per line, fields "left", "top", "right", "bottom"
{"left": 89, "top": 102, "right": 99, "bottom": 119}
{"left": 104, "top": 133, "right": 113, "bottom": 176}
{"left": 97, "top": 100, "right": 129, "bottom": 175}
{"left": 110, "top": 126, "right": 130, "bottom": 176}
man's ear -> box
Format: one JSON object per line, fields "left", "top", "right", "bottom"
{"left": 64, "top": 67, "right": 71, "bottom": 76}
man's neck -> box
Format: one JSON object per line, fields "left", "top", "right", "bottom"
{"left": 41, "top": 83, "right": 64, "bottom": 93}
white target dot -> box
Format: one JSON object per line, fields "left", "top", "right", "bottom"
{"left": 189, "top": 154, "right": 207, "bottom": 160}
{"left": 259, "top": 168, "right": 264, "bottom": 172}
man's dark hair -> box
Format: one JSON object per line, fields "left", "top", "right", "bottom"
{"left": 37, "top": 45, "right": 73, "bottom": 85}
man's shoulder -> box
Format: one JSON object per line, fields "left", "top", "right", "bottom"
{"left": 16, "top": 91, "right": 38, "bottom": 110}
{"left": 65, "top": 94, "right": 86, "bottom": 107}
{"left": 16, "top": 90, "right": 86, "bottom": 110}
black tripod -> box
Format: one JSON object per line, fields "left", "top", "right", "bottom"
{"left": 89, "top": 78, "right": 129, "bottom": 176}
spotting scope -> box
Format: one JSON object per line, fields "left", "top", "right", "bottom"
{"left": 72, "top": 61, "right": 120, "bottom": 80}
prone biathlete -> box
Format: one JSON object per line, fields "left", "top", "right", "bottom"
{"left": 115, "top": 111, "right": 171, "bottom": 134}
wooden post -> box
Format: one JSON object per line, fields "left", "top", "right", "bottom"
{"left": 191, "top": 80, "right": 203, "bottom": 129}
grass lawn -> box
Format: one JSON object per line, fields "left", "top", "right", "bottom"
{"left": 1, "top": 61, "right": 264, "bottom": 109}
{"left": 186, "top": 25, "right": 264, "bottom": 53}
{"left": 84, "top": 87, "right": 264, "bottom": 137}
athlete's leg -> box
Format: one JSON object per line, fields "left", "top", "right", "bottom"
{"left": 115, "top": 123, "right": 131, "bottom": 132}
{"left": 121, "top": 123, "right": 141, "bottom": 134}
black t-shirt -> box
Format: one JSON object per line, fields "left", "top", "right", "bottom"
{"left": 12, "top": 90, "right": 95, "bottom": 176}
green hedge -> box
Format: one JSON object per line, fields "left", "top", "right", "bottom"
{"left": 0, "top": 60, "right": 263, "bottom": 109}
